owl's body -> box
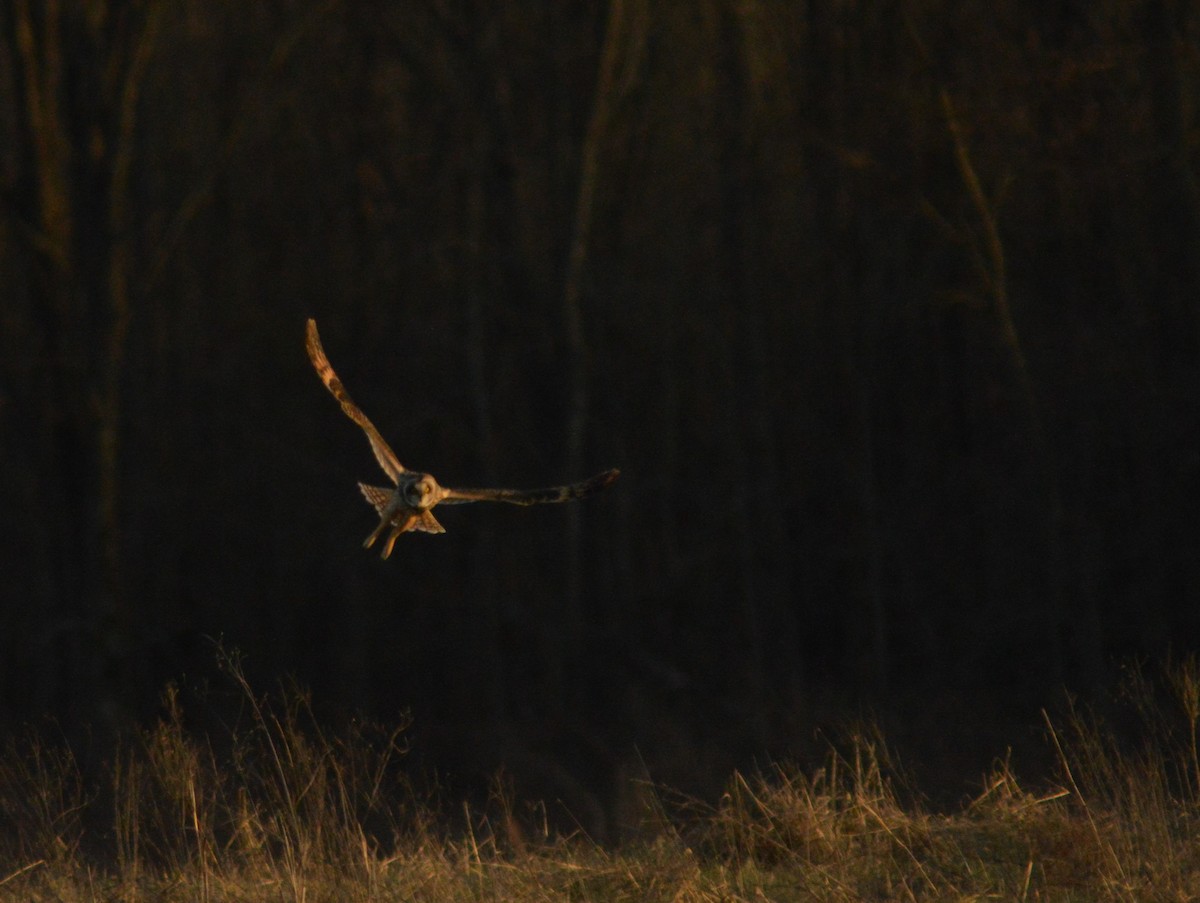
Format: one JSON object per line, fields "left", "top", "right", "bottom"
{"left": 305, "top": 319, "right": 618, "bottom": 558}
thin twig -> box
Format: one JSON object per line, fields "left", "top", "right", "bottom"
{"left": 0, "top": 859, "right": 45, "bottom": 888}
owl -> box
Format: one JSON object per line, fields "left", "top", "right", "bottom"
{"left": 306, "top": 319, "right": 618, "bottom": 558}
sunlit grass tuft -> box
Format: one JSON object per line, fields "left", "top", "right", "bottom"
{"left": 4, "top": 658, "right": 1200, "bottom": 901}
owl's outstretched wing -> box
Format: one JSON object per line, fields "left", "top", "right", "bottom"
{"left": 306, "top": 319, "right": 406, "bottom": 484}
{"left": 441, "top": 468, "right": 620, "bottom": 506}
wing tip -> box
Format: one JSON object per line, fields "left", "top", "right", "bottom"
{"left": 585, "top": 468, "right": 620, "bottom": 494}
{"left": 305, "top": 318, "right": 326, "bottom": 363}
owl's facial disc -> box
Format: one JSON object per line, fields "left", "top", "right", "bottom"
{"left": 404, "top": 475, "right": 439, "bottom": 508}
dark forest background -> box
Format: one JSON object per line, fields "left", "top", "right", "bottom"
{"left": 2, "top": 0, "right": 1198, "bottom": 840}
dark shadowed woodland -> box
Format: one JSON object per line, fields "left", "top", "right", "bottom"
{"left": 1, "top": 0, "right": 1198, "bottom": 840}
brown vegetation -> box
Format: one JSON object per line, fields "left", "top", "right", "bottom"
{"left": 3, "top": 658, "right": 1200, "bottom": 902}
{"left": 2, "top": 0, "right": 1199, "bottom": 837}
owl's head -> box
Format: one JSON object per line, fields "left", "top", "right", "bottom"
{"left": 402, "top": 473, "right": 442, "bottom": 509}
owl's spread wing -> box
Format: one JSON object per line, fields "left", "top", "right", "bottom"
{"left": 358, "top": 483, "right": 396, "bottom": 515}
{"left": 306, "top": 319, "right": 406, "bottom": 484}
{"left": 441, "top": 468, "right": 620, "bottom": 506}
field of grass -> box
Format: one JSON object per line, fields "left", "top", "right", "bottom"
{"left": 4, "top": 657, "right": 1200, "bottom": 902}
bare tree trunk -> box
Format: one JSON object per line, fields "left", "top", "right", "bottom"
{"left": 560, "top": 0, "right": 646, "bottom": 705}
{"left": 852, "top": 286, "right": 889, "bottom": 696}
{"left": 464, "top": 133, "right": 508, "bottom": 725}
{"left": 715, "top": 0, "right": 771, "bottom": 747}
{"left": 1142, "top": 0, "right": 1200, "bottom": 349}
{"left": 805, "top": 0, "right": 891, "bottom": 696}
{"left": 724, "top": 0, "right": 802, "bottom": 700}
{"left": 100, "top": 1, "right": 165, "bottom": 642}
{"left": 9, "top": 0, "right": 165, "bottom": 722}
{"left": 12, "top": 0, "right": 76, "bottom": 715}
{"left": 937, "top": 85, "right": 1090, "bottom": 684}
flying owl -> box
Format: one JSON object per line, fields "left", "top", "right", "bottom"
{"left": 306, "top": 319, "right": 619, "bottom": 558}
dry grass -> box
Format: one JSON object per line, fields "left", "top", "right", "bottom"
{"left": 4, "top": 657, "right": 1200, "bottom": 902}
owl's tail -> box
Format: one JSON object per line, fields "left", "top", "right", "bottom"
{"left": 357, "top": 483, "right": 445, "bottom": 552}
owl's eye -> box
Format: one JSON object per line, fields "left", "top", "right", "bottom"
{"left": 405, "top": 480, "right": 434, "bottom": 506}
